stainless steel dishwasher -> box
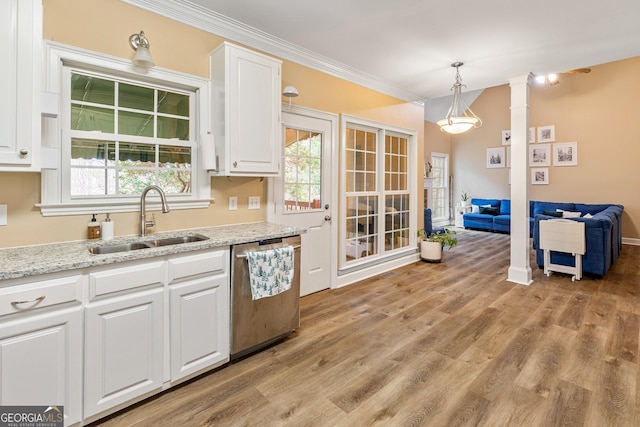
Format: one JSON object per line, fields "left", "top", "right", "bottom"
{"left": 230, "top": 235, "right": 301, "bottom": 359}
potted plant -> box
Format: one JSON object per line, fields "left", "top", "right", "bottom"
{"left": 418, "top": 228, "right": 458, "bottom": 262}
{"left": 425, "top": 161, "right": 432, "bottom": 177}
{"left": 460, "top": 190, "right": 470, "bottom": 207}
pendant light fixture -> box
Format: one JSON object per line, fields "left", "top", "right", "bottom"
{"left": 437, "top": 62, "right": 482, "bottom": 134}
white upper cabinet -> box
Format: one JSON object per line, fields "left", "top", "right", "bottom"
{"left": 0, "top": 0, "right": 41, "bottom": 170}
{"left": 210, "top": 42, "right": 282, "bottom": 176}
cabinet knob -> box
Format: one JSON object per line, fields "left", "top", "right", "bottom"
{"left": 19, "top": 149, "right": 29, "bottom": 156}
{"left": 233, "top": 161, "right": 237, "bottom": 168}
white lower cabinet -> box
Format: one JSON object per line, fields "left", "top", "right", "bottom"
{"left": 170, "top": 275, "right": 229, "bottom": 381}
{"left": 0, "top": 306, "right": 83, "bottom": 426}
{"left": 0, "top": 247, "right": 230, "bottom": 425}
{"left": 84, "top": 288, "right": 164, "bottom": 419}
{"left": 168, "top": 249, "right": 230, "bottom": 382}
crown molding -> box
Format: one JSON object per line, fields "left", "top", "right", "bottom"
{"left": 122, "top": 0, "right": 425, "bottom": 104}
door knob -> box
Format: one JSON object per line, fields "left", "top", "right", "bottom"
{"left": 324, "top": 215, "right": 331, "bottom": 221}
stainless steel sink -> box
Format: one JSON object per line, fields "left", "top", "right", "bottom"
{"left": 89, "top": 234, "right": 209, "bottom": 254}
{"left": 147, "top": 235, "right": 208, "bottom": 247}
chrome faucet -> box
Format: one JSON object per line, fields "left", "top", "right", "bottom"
{"left": 139, "top": 185, "right": 170, "bottom": 237}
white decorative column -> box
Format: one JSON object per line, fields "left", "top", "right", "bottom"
{"left": 508, "top": 73, "right": 533, "bottom": 285}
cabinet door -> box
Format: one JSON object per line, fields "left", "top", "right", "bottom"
{"left": 212, "top": 43, "right": 282, "bottom": 176}
{"left": 227, "top": 46, "right": 280, "bottom": 174}
{"left": 0, "top": 0, "right": 41, "bottom": 169}
{"left": 170, "top": 274, "right": 229, "bottom": 382}
{"left": 0, "top": 307, "right": 83, "bottom": 426}
{"left": 84, "top": 289, "right": 164, "bottom": 418}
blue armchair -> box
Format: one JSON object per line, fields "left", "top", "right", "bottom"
{"left": 423, "top": 208, "right": 445, "bottom": 236}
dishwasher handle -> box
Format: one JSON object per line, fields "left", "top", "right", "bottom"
{"left": 235, "top": 244, "right": 300, "bottom": 259}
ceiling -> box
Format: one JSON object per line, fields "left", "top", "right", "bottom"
{"left": 131, "top": 0, "right": 640, "bottom": 102}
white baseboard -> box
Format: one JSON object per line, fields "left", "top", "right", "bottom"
{"left": 336, "top": 253, "right": 420, "bottom": 288}
{"left": 622, "top": 237, "right": 640, "bottom": 246}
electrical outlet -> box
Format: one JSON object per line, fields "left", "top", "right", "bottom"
{"left": 248, "top": 196, "right": 260, "bottom": 210}
{"left": 228, "top": 196, "right": 238, "bottom": 210}
{"left": 0, "top": 205, "right": 6, "bottom": 226}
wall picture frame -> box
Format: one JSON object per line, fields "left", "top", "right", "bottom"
{"left": 529, "top": 143, "right": 551, "bottom": 166}
{"left": 531, "top": 167, "right": 549, "bottom": 185}
{"left": 537, "top": 125, "right": 555, "bottom": 143}
{"left": 503, "top": 128, "right": 535, "bottom": 144}
{"left": 501, "top": 130, "right": 511, "bottom": 145}
{"left": 553, "top": 142, "right": 578, "bottom": 166}
{"left": 486, "top": 147, "right": 505, "bottom": 168}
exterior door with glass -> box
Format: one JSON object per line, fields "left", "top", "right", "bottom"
{"left": 270, "top": 109, "right": 334, "bottom": 296}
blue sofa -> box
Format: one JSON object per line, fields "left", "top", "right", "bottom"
{"left": 463, "top": 198, "right": 624, "bottom": 276}
{"left": 463, "top": 198, "right": 535, "bottom": 236}
{"left": 533, "top": 203, "right": 623, "bottom": 277}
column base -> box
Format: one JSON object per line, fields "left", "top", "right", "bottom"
{"left": 507, "top": 266, "right": 533, "bottom": 285}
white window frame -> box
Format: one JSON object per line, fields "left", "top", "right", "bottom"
{"left": 431, "top": 152, "right": 449, "bottom": 226}
{"left": 339, "top": 115, "right": 417, "bottom": 272}
{"left": 39, "top": 41, "right": 211, "bottom": 216}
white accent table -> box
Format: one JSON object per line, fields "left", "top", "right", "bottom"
{"left": 455, "top": 205, "right": 472, "bottom": 228}
{"left": 539, "top": 219, "right": 586, "bottom": 281}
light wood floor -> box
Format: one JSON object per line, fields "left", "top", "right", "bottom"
{"left": 93, "top": 230, "right": 640, "bottom": 427}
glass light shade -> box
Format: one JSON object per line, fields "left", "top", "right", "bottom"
{"left": 132, "top": 47, "right": 154, "bottom": 68}
{"left": 437, "top": 62, "right": 482, "bottom": 134}
{"left": 437, "top": 116, "right": 480, "bottom": 134}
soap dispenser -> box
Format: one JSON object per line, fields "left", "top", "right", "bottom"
{"left": 88, "top": 214, "right": 101, "bottom": 239}
{"left": 101, "top": 213, "right": 114, "bottom": 240}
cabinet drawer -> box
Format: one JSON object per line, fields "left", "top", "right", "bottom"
{"left": 89, "top": 261, "right": 164, "bottom": 299}
{"left": 0, "top": 275, "right": 83, "bottom": 316}
{"left": 168, "top": 249, "right": 228, "bottom": 283}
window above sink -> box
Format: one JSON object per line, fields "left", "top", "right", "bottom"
{"left": 39, "top": 41, "right": 213, "bottom": 217}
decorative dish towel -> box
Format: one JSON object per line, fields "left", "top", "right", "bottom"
{"left": 246, "top": 246, "right": 295, "bottom": 300}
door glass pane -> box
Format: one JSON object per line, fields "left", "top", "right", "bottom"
{"left": 384, "top": 194, "right": 410, "bottom": 251}
{"left": 345, "top": 195, "right": 377, "bottom": 260}
{"left": 283, "top": 127, "right": 322, "bottom": 211}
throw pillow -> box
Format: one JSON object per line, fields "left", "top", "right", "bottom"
{"left": 479, "top": 206, "right": 499, "bottom": 216}
{"left": 561, "top": 211, "right": 582, "bottom": 218}
{"left": 542, "top": 210, "right": 563, "bottom": 217}
{"left": 583, "top": 213, "right": 593, "bottom": 218}
{"left": 471, "top": 204, "right": 491, "bottom": 214}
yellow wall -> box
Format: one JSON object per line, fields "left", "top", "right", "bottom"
{"left": 0, "top": 0, "right": 423, "bottom": 248}
{"left": 424, "top": 121, "right": 451, "bottom": 163}
{"left": 452, "top": 56, "right": 640, "bottom": 238}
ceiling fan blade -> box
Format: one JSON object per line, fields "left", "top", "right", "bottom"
{"left": 563, "top": 68, "right": 591, "bottom": 74}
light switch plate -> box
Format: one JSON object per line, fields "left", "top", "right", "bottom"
{"left": 228, "top": 196, "right": 238, "bottom": 210}
{"left": 0, "top": 205, "right": 6, "bottom": 226}
{"left": 248, "top": 196, "right": 260, "bottom": 210}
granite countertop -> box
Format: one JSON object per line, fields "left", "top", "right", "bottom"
{"left": 0, "top": 222, "right": 305, "bottom": 281}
